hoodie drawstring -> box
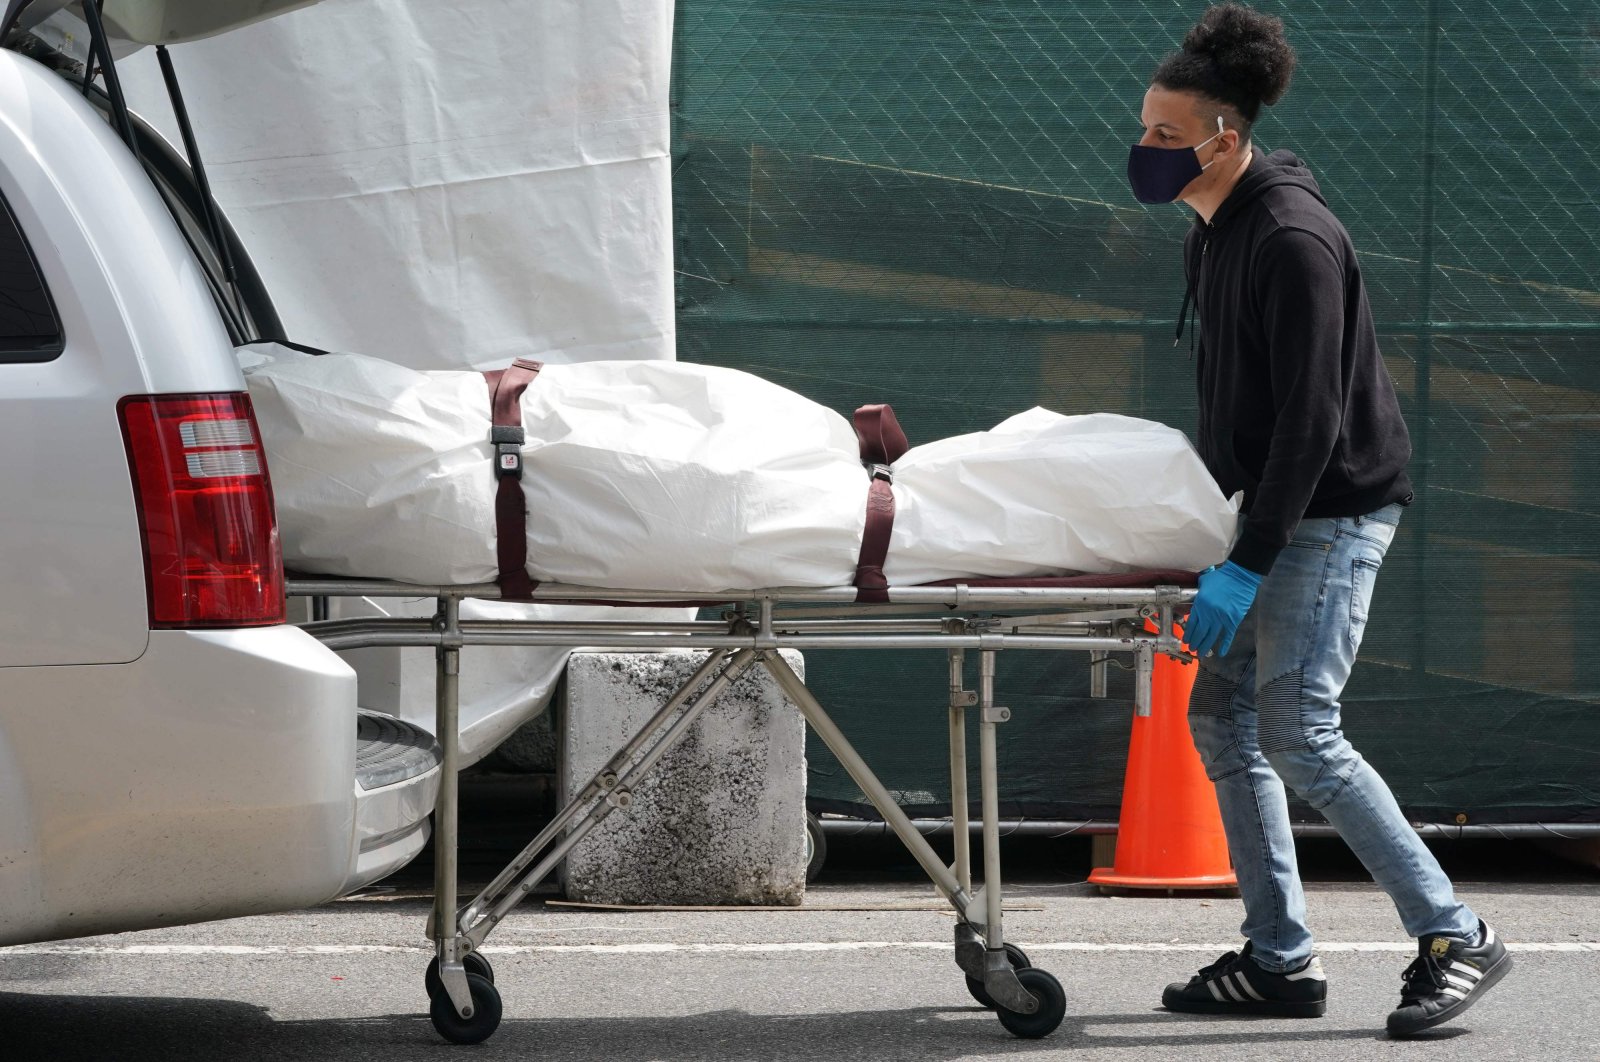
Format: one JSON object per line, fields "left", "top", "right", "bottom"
{"left": 1174, "top": 277, "right": 1195, "bottom": 354}
{"left": 1175, "top": 227, "right": 1209, "bottom": 358}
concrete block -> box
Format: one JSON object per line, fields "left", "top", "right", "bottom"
{"left": 492, "top": 701, "right": 560, "bottom": 774}
{"left": 561, "top": 650, "right": 807, "bottom": 906}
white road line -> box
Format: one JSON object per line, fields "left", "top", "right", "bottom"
{"left": 4, "top": 941, "right": 1598, "bottom": 957}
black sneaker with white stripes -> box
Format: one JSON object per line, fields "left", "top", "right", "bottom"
{"left": 1386, "top": 920, "right": 1512, "bottom": 1038}
{"left": 1161, "top": 941, "right": 1328, "bottom": 1018}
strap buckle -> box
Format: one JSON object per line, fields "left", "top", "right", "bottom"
{"left": 492, "top": 425, "right": 524, "bottom": 479}
{"left": 868, "top": 463, "right": 893, "bottom": 483}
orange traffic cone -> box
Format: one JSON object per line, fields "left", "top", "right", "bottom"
{"left": 1088, "top": 632, "right": 1237, "bottom": 892}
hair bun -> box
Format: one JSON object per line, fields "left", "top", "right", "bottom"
{"left": 1182, "top": 4, "right": 1296, "bottom": 107}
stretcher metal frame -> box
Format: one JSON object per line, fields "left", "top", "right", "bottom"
{"left": 290, "top": 575, "right": 1196, "bottom": 1044}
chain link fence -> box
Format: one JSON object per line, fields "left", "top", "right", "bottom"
{"left": 672, "top": 1, "right": 1600, "bottom": 825}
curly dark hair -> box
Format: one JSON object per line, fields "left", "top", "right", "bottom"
{"left": 1153, "top": 4, "right": 1297, "bottom": 137}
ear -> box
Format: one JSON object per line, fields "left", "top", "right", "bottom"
{"left": 1216, "top": 126, "right": 1243, "bottom": 159}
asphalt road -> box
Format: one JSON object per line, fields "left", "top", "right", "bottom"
{"left": 4, "top": 831, "right": 1598, "bottom": 1062}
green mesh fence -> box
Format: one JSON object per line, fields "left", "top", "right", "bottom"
{"left": 672, "top": 1, "right": 1600, "bottom": 825}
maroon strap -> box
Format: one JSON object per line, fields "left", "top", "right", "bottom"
{"left": 854, "top": 476, "right": 895, "bottom": 603}
{"left": 851, "top": 404, "right": 909, "bottom": 603}
{"left": 853, "top": 403, "right": 909, "bottom": 465}
{"left": 481, "top": 358, "right": 544, "bottom": 600}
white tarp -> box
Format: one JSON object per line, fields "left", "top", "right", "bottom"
{"left": 243, "top": 345, "right": 1242, "bottom": 590}
{"left": 117, "top": 0, "right": 674, "bottom": 369}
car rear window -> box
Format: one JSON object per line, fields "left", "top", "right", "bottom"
{"left": 0, "top": 192, "right": 63, "bottom": 362}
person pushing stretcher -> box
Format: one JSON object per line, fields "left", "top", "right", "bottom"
{"left": 1128, "top": 2, "right": 1510, "bottom": 1037}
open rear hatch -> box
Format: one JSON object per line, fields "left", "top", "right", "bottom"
{"left": 2, "top": 0, "right": 330, "bottom": 347}
{"left": 3, "top": 0, "right": 324, "bottom": 352}
{"left": 2, "top": 0, "right": 325, "bottom": 49}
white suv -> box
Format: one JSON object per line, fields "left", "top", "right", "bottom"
{"left": 0, "top": 0, "right": 440, "bottom": 947}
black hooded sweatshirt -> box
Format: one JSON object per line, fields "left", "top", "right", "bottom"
{"left": 1182, "top": 148, "right": 1412, "bottom": 576}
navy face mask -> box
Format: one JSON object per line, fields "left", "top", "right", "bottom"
{"left": 1127, "top": 116, "right": 1224, "bottom": 204}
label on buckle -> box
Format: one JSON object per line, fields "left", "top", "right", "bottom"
{"left": 499, "top": 453, "right": 519, "bottom": 472}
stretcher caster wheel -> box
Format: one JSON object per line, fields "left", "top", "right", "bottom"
{"left": 965, "top": 943, "right": 1030, "bottom": 1008}
{"left": 804, "top": 811, "right": 827, "bottom": 884}
{"left": 429, "top": 972, "right": 502, "bottom": 1045}
{"left": 425, "top": 952, "right": 494, "bottom": 1000}
{"left": 995, "top": 967, "right": 1066, "bottom": 1039}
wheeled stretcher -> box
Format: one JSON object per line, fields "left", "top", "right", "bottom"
{"left": 290, "top": 569, "right": 1197, "bottom": 1044}
{"left": 267, "top": 345, "right": 1221, "bottom": 1042}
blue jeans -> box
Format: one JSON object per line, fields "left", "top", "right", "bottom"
{"left": 1188, "top": 503, "right": 1478, "bottom": 972}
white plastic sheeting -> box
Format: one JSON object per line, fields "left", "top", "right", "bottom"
{"left": 885, "top": 408, "right": 1244, "bottom": 584}
{"left": 241, "top": 344, "right": 869, "bottom": 588}
{"left": 117, "top": 0, "right": 674, "bottom": 369}
{"left": 243, "top": 345, "right": 1242, "bottom": 592}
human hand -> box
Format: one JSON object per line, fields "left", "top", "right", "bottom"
{"left": 1181, "top": 561, "right": 1263, "bottom": 658}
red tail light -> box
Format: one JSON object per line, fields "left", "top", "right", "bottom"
{"left": 118, "top": 393, "right": 286, "bottom": 628}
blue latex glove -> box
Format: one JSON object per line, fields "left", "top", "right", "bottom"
{"left": 1182, "top": 561, "right": 1263, "bottom": 658}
